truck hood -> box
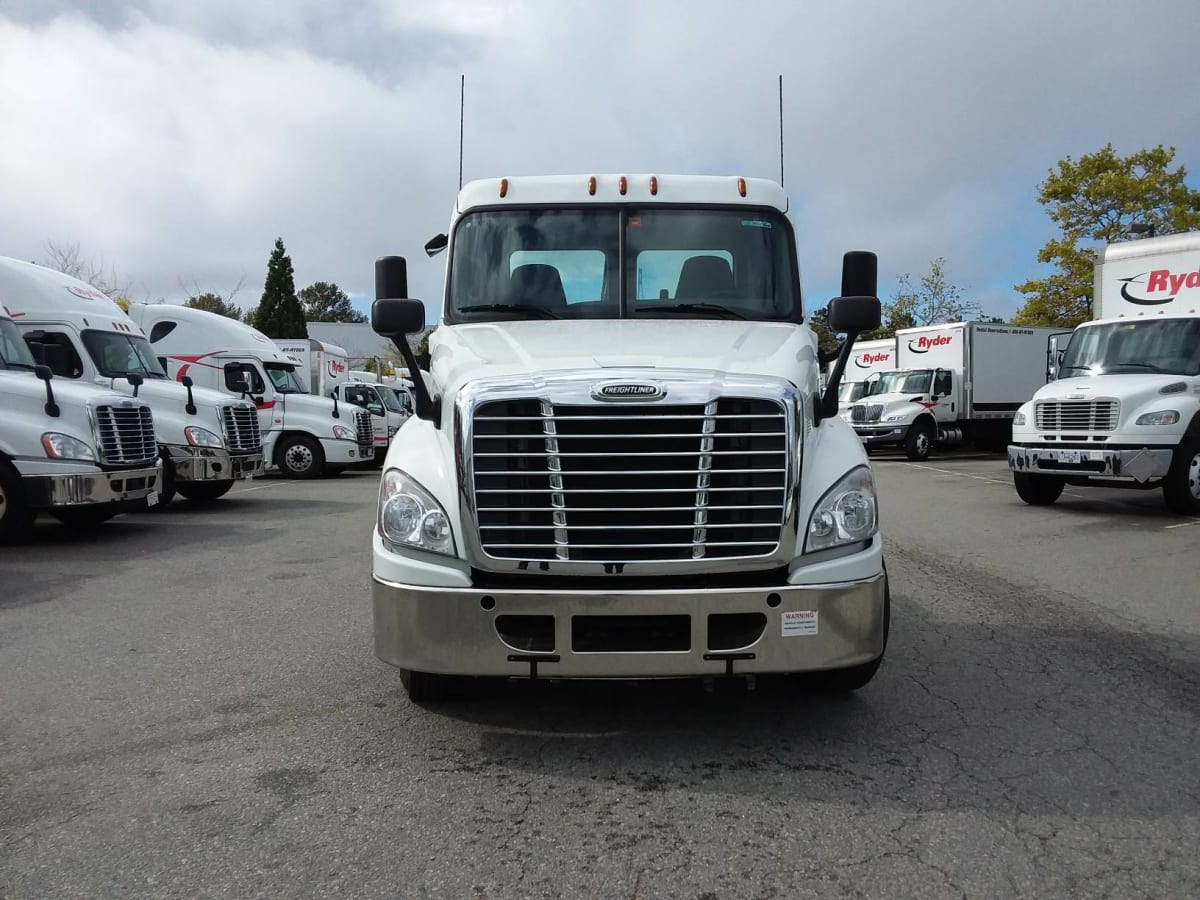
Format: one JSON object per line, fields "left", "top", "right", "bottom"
{"left": 1029, "top": 373, "right": 1200, "bottom": 420}
{"left": 3, "top": 369, "right": 134, "bottom": 407}
{"left": 98, "top": 375, "right": 234, "bottom": 411}
{"left": 849, "top": 391, "right": 924, "bottom": 411}
{"left": 433, "top": 320, "right": 819, "bottom": 395}
{"left": 279, "top": 391, "right": 340, "bottom": 420}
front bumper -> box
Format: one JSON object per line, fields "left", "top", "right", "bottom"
{"left": 23, "top": 461, "right": 162, "bottom": 509}
{"left": 319, "top": 438, "right": 368, "bottom": 465}
{"left": 372, "top": 572, "right": 887, "bottom": 678}
{"left": 853, "top": 424, "right": 907, "bottom": 445}
{"left": 166, "top": 445, "right": 264, "bottom": 483}
{"left": 1008, "top": 444, "right": 1173, "bottom": 483}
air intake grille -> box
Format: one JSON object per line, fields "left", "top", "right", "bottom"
{"left": 355, "top": 409, "right": 374, "bottom": 451}
{"left": 850, "top": 403, "right": 884, "bottom": 423}
{"left": 221, "top": 403, "right": 262, "bottom": 453}
{"left": 472, "top": 398, "right": 789, "bottom": 563}
{"left": 1036, "top": 399, "right": 1119, "bottom": 432}
{"left": 93, "top": 403, "right": 157, "bottom": 466}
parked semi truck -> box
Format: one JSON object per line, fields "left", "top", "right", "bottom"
{"left": 0, "top": 258, "right": 263, "bottom": 505}
{"left": 847, "top": 321, "right": 1061, "bottom": 460}
{"left": 1009, "top": 232, "right": 1200, "bottom": 513}
{"left": 368, "top": 173, "right": 889, "bottom": 701}
{"left": 0, "top": 308, "right": 161, "bottom": 541}
{"left": 127, "top": 303, "right": 375, "bottom": 478}
{"left": 831, "top": 337, "right": 895, "bottom": 414}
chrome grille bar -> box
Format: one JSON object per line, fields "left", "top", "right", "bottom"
{"left": 1035, "top": 399, "right": 1119, "bottom": 432}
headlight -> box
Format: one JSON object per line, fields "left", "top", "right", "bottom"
{"left": 332, "top": 424, "right": 355, "bottom": 440}
{"left": 184, "top": 426, "right": 224, "bottom": 448}
{"left": 1013, "top": 411, "right": 1026, "bottom": 426}
{"left": 42, "top": 432, "right": 97, "bottom": 461}
{"left": 378, "top": 468, "right": 456, "bottom": 556}
{"left": 1136, "top": 410, "right": 1180, "bottom": 426}
{"left": 805, "top": 465, "right": 878, "bottom": 553}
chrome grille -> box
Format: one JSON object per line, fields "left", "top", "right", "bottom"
{"left": 1036, "top": 399, "right": 1119, "bottom": 432}
{"left": 355, "top": 409, "right": 374, "bottom": 451}
{"left": 850, "top": 403, "right": 883, "bottom": 423}
{"left": 472, "top": 398, "right": 789, "bottom": 563}
{"left": 220, "top": 403, "right": 262, "bottom": 453}
{"left": 93, "top": 402, "right": 157, "bottom": 466}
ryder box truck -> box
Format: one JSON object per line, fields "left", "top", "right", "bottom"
{"left": 1009, "top": 232, "right": 1200, "bottom": 513}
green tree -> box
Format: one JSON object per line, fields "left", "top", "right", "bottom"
{"left": 807, "top": 306, "right": 842, "bottom": 360}
{"left": 185, "top": 292, "right": 242, "bottom": 321}
{"left": 882, "top": 257, "right": 979, "bottom": 332}
{"left": 248, "top": 238, "right": 307, "bottom": 338}
{"left": 1014, "top": 144, "right": 1200, "bottom": 327}
{"left": 299, "top": 281, "right": 366, "bottom": 323}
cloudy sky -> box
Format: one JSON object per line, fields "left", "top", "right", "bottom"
{"left": 1, "top": 0, "right": 1198, "bottom": 323}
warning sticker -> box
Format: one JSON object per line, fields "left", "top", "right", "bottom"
{"left": 782, "top": 610, "right": 818, "bottom": 637}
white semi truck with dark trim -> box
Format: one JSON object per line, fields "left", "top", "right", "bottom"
{"left": 0, "top": 309, "right": 161, "bottom": 541}
{"left": 1010, "top": 232, "right": 1200, "bottom": 513}
{"left": 367, "top": 173, "right": 890, "bottom": 701}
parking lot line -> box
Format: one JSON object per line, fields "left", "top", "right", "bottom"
{"left": 1163, "top": 519, "right": 1200, "bottom": 530}
{"left": 230, "top": 480, "right": 301, "bottom": 495}
{"left": 901, "top": 462, "right": 1011, "bottom": 487}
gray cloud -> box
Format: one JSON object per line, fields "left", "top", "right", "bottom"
{"left": 0, "top": 0, "right": 1197, "bottom": 324}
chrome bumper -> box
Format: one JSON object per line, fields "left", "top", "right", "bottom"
{"left": 23, "top": 461, "right": 162, "bottom": 509}
{"left": 166, "top": 445, "right": 264, "bottom": 483}
{"left": 1008, "top": 445, "right": 1173, "bottom": 484}
{"left": 372, "top": 572, "right": 887, "bottom": 678}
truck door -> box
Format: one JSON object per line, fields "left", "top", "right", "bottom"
{"left": 932, "top": 369, "right": 957, "bottom": 422}
{"left": 220, "top": 358, "right": 275, "bottom": 431}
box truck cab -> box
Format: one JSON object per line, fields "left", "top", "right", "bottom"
{"left": 1009, "top": 232, "right": 1200, "bottom": 513}
{"left": 0, "top": 308, "right": 160, "bottom": 540}
{"left": 127, "top": 304, "right": 374, "bottom": 478}
{"left": 367, "top": 173, "right": 890, "bottom": 702}
{"left": 848, "top": 321, "right": 1060, "bottom": 460}
{"left": 0, "top": 258, "right": 262, "bottom": 505}
{"left": 342, "top": 376, "right": 412, "bottom": 462}
{"left": 830, "top": 337, "right": 895, "bottom": 415}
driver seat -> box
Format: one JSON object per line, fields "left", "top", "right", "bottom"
{"left": 675, "top": 255, "right": 735, "bottom": 300}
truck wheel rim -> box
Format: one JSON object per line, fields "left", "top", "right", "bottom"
{"left": 1189, "top": 451, "right": 1200, "bottom": 500}
{"left": 285, "top": 445, "right": 313, "bottom": 473}
{"left": 917, "top": 432, "right": 930, "bottom": 454}
{"left": 0, "top": 484, "right": 7, "bottom": 521}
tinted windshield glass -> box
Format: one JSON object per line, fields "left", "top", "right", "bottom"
{"left": 377, "top": 387, "right": 404, "bottom": 413}
{"left": 447, "top": 207, "right": 799, "bottom": 322}
{"left": 264, "top": 363, "right": 305, "bottom": 393}
{"left": 82, "top": 331, "right": 166, "bottom": 378}
{"left": 838, "top": 381, "right": 867, "bottom": 403}
{"left": 0, "top": 319, "right": 35, "bottom": 369}
{"left": 871, "top": 370, "right": 932, "bottom": 395}
{"left": 1060, "top": 320, "right": 1200, "bottom": 377}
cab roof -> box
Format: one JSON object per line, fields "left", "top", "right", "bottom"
{"left": 457, "top": 174, "right": 789, "bottom": 214}
{"left": 0, "top": 256, "right": 135, "bottom": 332}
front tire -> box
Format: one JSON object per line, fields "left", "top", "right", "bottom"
{"left": 399, "top": 668, "right": 464, "bottom": 703}
{"left": 176, "top": 480, "right": 234, "bottom": 503}
{"left": 276, "top": 435, "right": 324, "bottom": 479}
{"left": 1013, "top": 472, "right": 1064, "bottom": 506}
{"left": 1162, "top": 438, "right": 1200, "bottom": 515}
{"left": 904, "top": 421, "right": 934, "bottom": 461}
{"left": 0, "top": 462, "right": 33, "bottom": 545}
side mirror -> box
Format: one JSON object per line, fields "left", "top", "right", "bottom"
{"left": 181, "top": 375, "right": 194, "bottom": 388}
{"left": 376, "top": 253, "right": 437, "bottom": 425}
{"left": 34, "top": 364, "right": 53, "bottom": 382}
{"left": 34, "top": 365, "right": 60, "bottom": 417}
{"left": 818, "top": 251, "right": 882, "bottom": 422}
{"left": 424, "top": 233, "right": 449, "bottom": 257}
{"left": 372, "top": 298, "right": 425, "bottom": 337}
{"left": 828, "top": 296, "right": 882, "bottom": 334}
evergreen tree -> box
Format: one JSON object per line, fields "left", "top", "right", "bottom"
{"left": 299, "top": 281, "right": 366, "bottom": 323}
{"left": 249, "top": 238, "right": 307, "bottom": 338}
{"left": 186, "top": 292, "right": 242, "bottom": 321}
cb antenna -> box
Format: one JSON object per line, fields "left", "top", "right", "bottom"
{"left": 458, "top": 74, "right": 465, "bottom": 191}
{"left": 777, "top": 74, "right": 785, "bottom": 188}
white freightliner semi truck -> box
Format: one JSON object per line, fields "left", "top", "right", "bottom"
{"left": 831, "top": 337, "right": 895, "bottom": 414}
{"left": 0, "top": 308, "right": 161, "bottom": 540}
{"left": 126, "top": 303, "right": 375, "bottom": 478}
{"left": 847, "top": 321, "right": 1062, "bottom": 460}
{"left": 0, "top": 258, "right": 263, "bottom": 506}
{"left": 368, "top": 173, "right": 890, "bottom": 701}
{"left": 1009, "top": 232, "right": 1200, "bottom": 513}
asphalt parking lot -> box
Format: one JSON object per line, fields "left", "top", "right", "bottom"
{"left": 3, "top": 453, "right": 1199, "bottom": 899}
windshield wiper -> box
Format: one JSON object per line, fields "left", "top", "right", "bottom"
{"left": 635, "top": 303, "right": 746, "bottom": 321}
{"left": 1108, "top": 362, "right": 1168, "bottom": 373}
{"left": 458, "top": 304, "right": 560, "bottom": 320}
{"left": 3, "top": 361, "right": 35, "bottom": 371}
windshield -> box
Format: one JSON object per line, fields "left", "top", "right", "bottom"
{"left": 388, "top": 387, "right": 413, "bottom": 414}
{"left": 870, "top": 369, "right": 932, "bottom": 395}
{"left": 0, "top": 319, "right": 36, "bottom": 370}
{"left": 1060, "top": 319, "right": 1200, "bottom": 377}
{"left": 377, "top": 386, "right": 405, "bottom": 413}
{"left": 263, "top": 363, "right": 305, "bottom": 393}
{"left": 838, "top": 381, "right": 868, "bottom": 404}
{"left": 447, "top": 207, "right": 800, "bottom": 323}
{"left": 81, "top": 330, "right": 166, "bottom": 378}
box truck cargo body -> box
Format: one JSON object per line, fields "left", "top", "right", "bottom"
{"left": 831, "top": 337, "right": 895, "bottom": 413}
{"left": 847, "top": 321, "right": 1060, "bottom": 459}
{"left": 1009, "top": 232, "right": 1200, "bottom": 513}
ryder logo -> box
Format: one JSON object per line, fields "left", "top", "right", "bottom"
{"left": 854, "top": 352, "right": 891, "bottom": 368}
{"left": 328, "top": 359, "right": 346, "bottom": 376}
{"left": 1119, "top": 268, "right": 1200, "bottom": 305}
{"left": 908, "top": 334, "right": 953, "bottom": 353}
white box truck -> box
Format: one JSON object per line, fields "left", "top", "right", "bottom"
{"left": 830, "top": 337, "right": 895, "bottom": 414}
{"left": 0, "top": 308, "right": 161, "bottom": 540}
{"left": 847, "top": 321, "right": 1061, "bottom": 460}
{"left": 274, "top": 338, "right": 351, "bottom": 397}
{"left": 1009, "top": 232, "right": 1200, "bottom": 513}
{"left": 367, "top": 173, "right": 891, "bottom": 701}
{"left": 0, "top": 258, "right": 263, "bottom": 506}
{"left": 127, "top": 303, "right": 375, "bottom": 478}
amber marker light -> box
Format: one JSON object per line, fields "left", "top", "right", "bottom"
{"left": 499, "top": 178, "right": 508, "bottom": 198}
